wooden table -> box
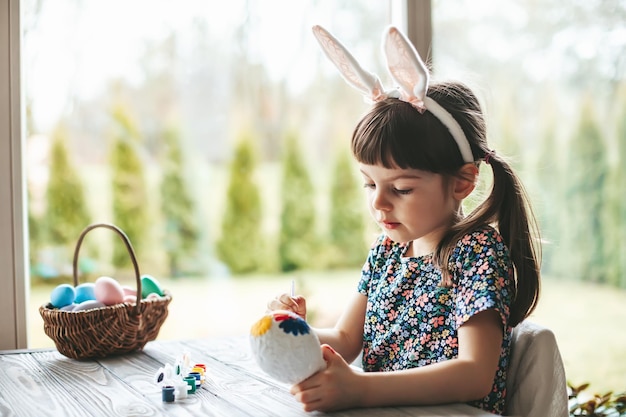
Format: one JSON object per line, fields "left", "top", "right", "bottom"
{"left": 0, "top": 336, "right": 498, "bottom": 416}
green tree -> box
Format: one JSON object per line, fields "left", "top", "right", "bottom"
{"left": 531, "top": 88, "right": 565, "bottom": 278}
{"left": 605, "top": 84, "right": 626, "bottom": 287}
{"left": 43, "top": 124, "right": 91, "bottom": 249}
{"left": 565, "top": 96, "right": 609, "bottom": 282}
{"left": 278, "top": 131, "right": 317, "bottom": 272}
{"left": 159, "top": 124, "right": 199, "bottom": 277}
{"left": 216, "top": 134, "right": 265, "bottom": 274}
{"left": 27, "top": 186, "right": 43, "bottom": 272}
{"left": 110, "top": 105, "right": 149, "bottom": 269}
{"left": 328, "top": 149, "right": 367, "bottom": 268}
{"left": 618, "top": 86, "right": 626, "bottom": 287}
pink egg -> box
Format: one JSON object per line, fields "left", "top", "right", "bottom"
{"left": 123, "top": 294, "right": 137, "bottom": 304}
{"left": 94, "top": 276, "right": 125, "bottom": 305}
{"left": 122, "top": 285, "right": 137, "bottom": 296}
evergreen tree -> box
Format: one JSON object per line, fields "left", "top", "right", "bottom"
{"left": 43, "top": 124, "right": 91, "bottom": 249}
{"left": 110, "top": 105, "right": 149, "bottom": 269}
{"left": 216, "top": 134, "right": 264, "bottom": 274}
{"left": 606, "top": 85, "right": 626, "bottom": 287}
{"left": 27, "top": 186, "right": 42, "bottom": 271}
{"left": 534, "top": 122, "right": 561, "bottom": 277}
{"left": 278, "top": 131, "right": 317, "bottom": 272}
{"left": 532, "top": 89, "right": 564, "bottom": 279}
{"left": 618, "top": 87, "right": 626, "bottom": 288}
{"left": 328, "top": 149, "right": 367, "bottom": 268}
{"left": 159, "top": 124, "right": 199, "bottom": 277}
{"left": 565, "top": 96, "right": 609, "bottom": 282}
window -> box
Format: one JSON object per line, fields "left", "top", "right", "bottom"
{"left": 4, "top": 0, "right": 419, "bottom": 350}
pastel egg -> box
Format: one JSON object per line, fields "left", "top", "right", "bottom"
{"left": 72, "top": 300, "right": 106, "bottom": 311}
{"left": 123, "top": 294, "right": 137, "bottom": 303}
{"left": 74, "top": 283, "right": 96, "bottom": 303}
{"left": 141, "top": 275, "right": 164, "bottom": 298}
{"left": 122, "top": 285, "right": 137, "bottom": 296}
{"left": 50, "top": 284, "right": 76, "bottom": 308}
{"left": 60, "top": 303, "right": 77, "bottom": 311}
{"left": 94, "top": 276, "right": 125, "bottom": 305}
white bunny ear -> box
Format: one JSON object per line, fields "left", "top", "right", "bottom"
{"left": 383, "top": 26, "right": 474, "bottom": 163}
{"left": 312, "top": 25, "right": 386, "bottom": 101}
{"left": 383, "top": 26, "right": 430, "bottom": 109}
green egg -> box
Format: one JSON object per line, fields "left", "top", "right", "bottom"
{"left": 140, "top": 274, "right": 164, "bottom": 298}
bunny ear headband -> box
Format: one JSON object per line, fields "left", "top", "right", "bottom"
{"left": 312, "top": 25, "right": 475, "bottom": 164}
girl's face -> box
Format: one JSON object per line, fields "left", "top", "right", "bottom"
{"left": 359, "top": 163, "right": 459, "bottom": 256}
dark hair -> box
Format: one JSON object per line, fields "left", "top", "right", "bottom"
{"left": 351, "top": 81, "right": 540, "bottom": 327}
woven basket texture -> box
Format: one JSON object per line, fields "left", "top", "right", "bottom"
{"left": 39, "top": 223, "right": 172, "bottom": 360}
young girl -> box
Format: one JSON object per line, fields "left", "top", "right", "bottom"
{"left": 267, "top": 25, "right": 541, "bottom": 415}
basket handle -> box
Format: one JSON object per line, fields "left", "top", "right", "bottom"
{"left": 72, "top": 223, "right": 142, "bottom": 314}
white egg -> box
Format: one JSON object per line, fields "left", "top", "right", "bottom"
{"left": 249, "top": 310, "right": 326, "bottom": 384}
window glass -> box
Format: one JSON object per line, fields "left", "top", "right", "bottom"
{"left": 24, "top": 0, "right": 390, "bottom": 348}
{"left": 433, "top": 0, "right": 626, "bottom": 394}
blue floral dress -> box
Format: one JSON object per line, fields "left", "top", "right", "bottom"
{"left": 357, "top": 226, "right": 514, "bottom": 415}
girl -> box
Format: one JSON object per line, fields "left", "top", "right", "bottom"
{"left": 267, "top": 26, "right": 541, "bottom": 415}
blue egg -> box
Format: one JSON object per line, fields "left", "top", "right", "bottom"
{"left": 74, "top": 283, "right": 96, "bottom": 303}
{"left": 50, "top": 284, "right": 76, "bottom": 308}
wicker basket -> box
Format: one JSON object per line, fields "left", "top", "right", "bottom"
{"left": 39, "top": 223, "right": 173, "bottom": 360}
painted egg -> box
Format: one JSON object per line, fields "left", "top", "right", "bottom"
{"left": 50, "top": 284, "right": 76, "bottom": 308}
{"left": 72, "top": 300, "right": 106, "bottom": 312}
{"left": 74, "top": 283, "right": 96, "bottom": 303}
{"left": 60, "top": 303, "right": 77, "bottom": 311}
{"left": 141, "top": 275, "right": 164, "bottom": 298}
{"left": 249, "top": 310, "right": 326, "bottom": 384}
{"left": 94, "top": 276, "right": 125, "bottom": 305}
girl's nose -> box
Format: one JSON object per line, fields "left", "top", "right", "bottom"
{"left": 371, "top": 189, "right": 391, "bottom": 212}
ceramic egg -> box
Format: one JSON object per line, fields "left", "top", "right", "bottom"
{"left": 50, "top": 284, "right": 76, "bottom": 308}
{"left": 94, "top": 276, "right": 125, "bottom": 305}
{"left": 74, "top": 283, "right": 96, "bottom": 303}
{"left": 249, "top": 310, "right": 325, "bottom": 385}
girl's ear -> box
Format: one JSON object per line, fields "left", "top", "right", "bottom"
{"left": 453, "top": 163, "right": 479, "bottom": 200}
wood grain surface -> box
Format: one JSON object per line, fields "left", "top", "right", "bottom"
{"left": 0, "top": 337, "right": 497, "bottom": 417}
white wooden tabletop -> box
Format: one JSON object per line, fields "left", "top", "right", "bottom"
{"left": 0, "top": 336, "right": 498, "bottom": 416}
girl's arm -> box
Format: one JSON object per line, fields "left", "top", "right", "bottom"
{"left": 292, "top": 308, "right": 502, "bottom": 412}
{"left": 313, "top": 292, "right": 367, "bottom": 364}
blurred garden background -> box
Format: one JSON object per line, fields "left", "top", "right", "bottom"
{"left": 22, "top": 0, "right": 625, "bottom": 395}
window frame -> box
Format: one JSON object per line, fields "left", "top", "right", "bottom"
{"left": 0, "top": 0, "right": 431, "bottom": 349}
{"left": 0, "top": 0, "right": 28, "bottom": 350}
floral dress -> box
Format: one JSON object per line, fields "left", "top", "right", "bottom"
{"left": 357, "top": 226, "right": 514, "bottom": 415}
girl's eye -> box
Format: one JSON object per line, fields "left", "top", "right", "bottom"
{"left": 394, "top": 188, "right": 412, "bottom": 195}
{"left": 363, "top": 183, "right": 375, "bottom": 189}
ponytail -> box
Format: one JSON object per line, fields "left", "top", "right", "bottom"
{"left": 436, "top": 152, "right": 541, "bottom": 327}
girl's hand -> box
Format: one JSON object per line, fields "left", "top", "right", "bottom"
{"left": 290, "top": 344, "right": 363, "bottom": 412}
{"left": 266, "top": 293, "right": 307, "bottom": 320}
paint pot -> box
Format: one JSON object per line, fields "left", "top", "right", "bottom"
{"left": 162, "top": 385, "right": 175, "bottom": 402}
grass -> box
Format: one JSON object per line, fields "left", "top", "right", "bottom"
{"left": 29, "top": 272, "right": 625, "bottom": 394}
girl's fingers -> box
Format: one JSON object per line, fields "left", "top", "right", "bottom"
{"left": 266, "top": 293, "right": 300, "bottom": 312}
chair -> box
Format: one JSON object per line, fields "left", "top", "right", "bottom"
{"left": 506, "top": 321, "right": 569, "bottom": 417}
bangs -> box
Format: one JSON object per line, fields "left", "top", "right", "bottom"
{"left": 351, "top": 99, "right": 464, "bottom": 173}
